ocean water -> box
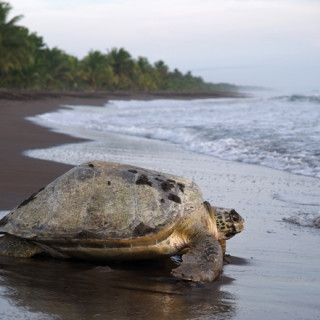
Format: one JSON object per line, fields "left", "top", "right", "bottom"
{"left": 24, "top": 91, "right": 320, "bottom": 227}
{"left": 27, "top": 92, "right": 320, "bottom": 179}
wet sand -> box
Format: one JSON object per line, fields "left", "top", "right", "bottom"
{"left": 0, "top": 93, "right": 319, "bottom": 319}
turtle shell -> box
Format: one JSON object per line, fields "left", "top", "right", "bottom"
{"left": 0, "top": 162, "right": 204, "bottom": 244}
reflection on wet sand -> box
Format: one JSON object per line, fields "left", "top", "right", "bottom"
{"left": 0, "top": 256, "right": 238, "bottom": 319}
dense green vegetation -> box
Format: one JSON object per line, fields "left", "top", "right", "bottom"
{"left": 0, "top": 2, "right": 237, "bottom": 92}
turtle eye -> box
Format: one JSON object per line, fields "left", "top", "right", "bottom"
{"left": 230, "top": 210, "right": 239, "bottom": 222}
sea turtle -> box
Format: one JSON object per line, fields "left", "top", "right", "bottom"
{"left": 0, "top": 161, "right": 244, "bottom": 282}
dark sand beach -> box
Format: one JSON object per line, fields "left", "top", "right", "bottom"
{"left": 0, "top": 93, "right": 107, "bottom": 210}
{"left": 0, "top": 91, "right": 319, "bottom": 320}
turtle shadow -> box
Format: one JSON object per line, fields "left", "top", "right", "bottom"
{"left": 0, "top": 256, "right": 238, "bottom": 319}
{"left": 224, "top": 255, "right": 250, "bottom": 266}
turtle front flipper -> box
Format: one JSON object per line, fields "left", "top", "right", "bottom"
{"left": 0, "top": 234, "right": 43, "bottom": 258}
{"left": 171, "top": 233, "right": 223, "bottom": 282}
{"left": 219, "top": 239, "right": 226, "bottom": 255}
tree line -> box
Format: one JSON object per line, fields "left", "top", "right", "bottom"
{"left": 0, "top": 2, "right": 237, "bottom": 92}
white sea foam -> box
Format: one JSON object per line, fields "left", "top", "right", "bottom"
{"left": 274, "top": 192, "right": 320, "bottom": 228}
{"left": 0, "top": 211, "right": 9, "bottom": 219}
{"left": 0, "top": 211, "right": 8, "bottom": 237}
{"left": 26, "top": 92, "right": 320, "bottom": 179}
{"left": 283, "top": 213, "right": 320, "bottom": 228}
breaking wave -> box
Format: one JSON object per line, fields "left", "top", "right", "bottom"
{"left": 28, "top": 91, "right": 320, "bottom": 179}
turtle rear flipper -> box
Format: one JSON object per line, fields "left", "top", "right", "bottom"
{"left": 171, "top": 233, "right": 223, "bottom": 282}
{"left": 0, "top": 234, "right": 42, "bottom": 258}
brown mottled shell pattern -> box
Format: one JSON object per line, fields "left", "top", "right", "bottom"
{"left": 0, "top": 162, "right": 204, "bottom": 243}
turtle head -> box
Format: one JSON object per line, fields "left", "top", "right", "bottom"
{"left": 204, "top": 202, "right": 244, "bottom": 240}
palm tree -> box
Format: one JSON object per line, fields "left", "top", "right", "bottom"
{"left": 34, "top": 47, "right": 71, "bottom": 89}
{"left": 11, "top": 32, "right": 47, "bottom": 88}
{"left": 82, "top": 50, "right": 113, "bottom": 90}
{"left": 137, "top": 56, "right": 152, "bottom": 73}
{"left": 0, "top": 2, "right": 34, "bottom": 83}
{"left": 135, "top": 56, "right": 157, "bottom": 90}
{"left": 154, "top": 60, "right": 169, "bottom": 89}
{"left": 106, "top": 47, "right": 135, "bottom": 89}
{"left": 107, "top": 47, "right": 132, "bottom": 76}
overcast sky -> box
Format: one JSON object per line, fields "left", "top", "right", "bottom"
{"left": 8, "top": 0, "right": 320, "bottom": 91}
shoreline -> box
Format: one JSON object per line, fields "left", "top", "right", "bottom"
{"left": 0, "top": 88, "right": 244, "bottom": 101}
{"left": 0, "top": 90, "right": 320, "bottom": 319}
